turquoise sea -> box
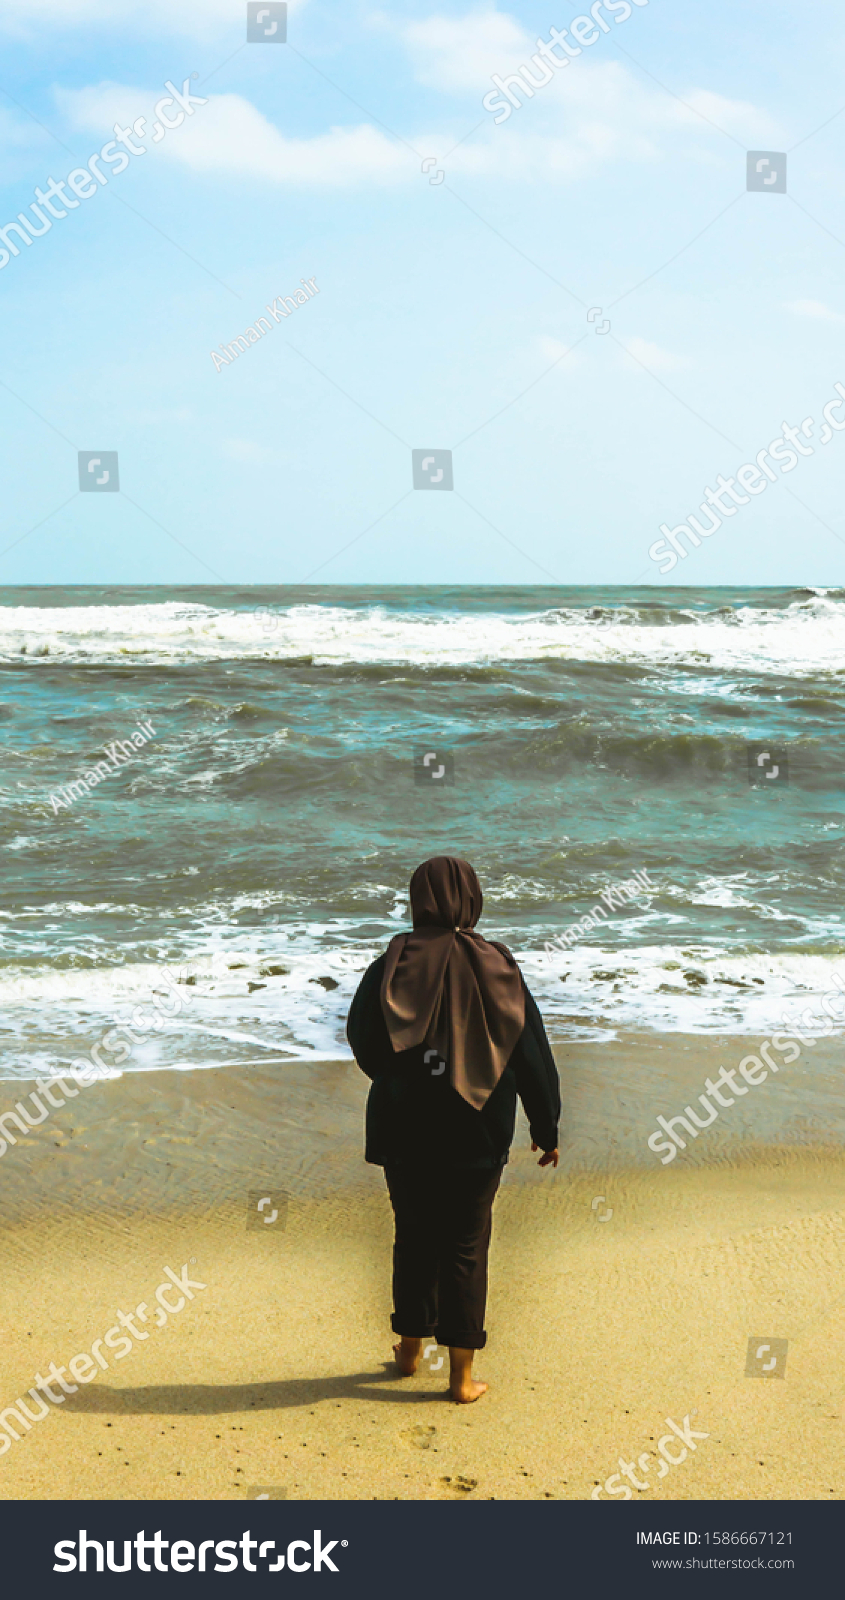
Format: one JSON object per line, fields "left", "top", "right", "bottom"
{"left": 1, "top": 584, "right": 843, "bottom": 1081}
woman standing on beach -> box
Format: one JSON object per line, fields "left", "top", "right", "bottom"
{"left": 346, "top": 855, "right": 561, "bottom": 1404}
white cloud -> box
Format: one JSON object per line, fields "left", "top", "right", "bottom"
{"left": 536, "top": 335, "right": 584, "bottom": 367}
{"left": 621, "top": 336, "right": 687, "bottom": 372}
{"left": 388, "top": 9, "right": 532, "bottom": 92}
{"left": 670, "top": 87, "right": 776, "bottom": 146}
{"left": 58, "top": 84, "right": 410, "bottom": 185}
{"left": 390, "top": 6, "right": 778, "bottom": 147}
{"left": 426, "top": 57, "right": 775, "bottom": 181}
{"left": 784, "top": 298, "right": 845, "bottom": 323}
{"left": 56, "top": 45, "right": 776, "bottom": 190}
{"left": 223, "top": 439, "right": 276, "bottom": 463}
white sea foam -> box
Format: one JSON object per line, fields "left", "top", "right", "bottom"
{"left": 520, "top": 945, "right": 845, "bottom": 1039}
{"left": 1, "top": 937, "right": 843, "bottom": 1081}
{"left": 1, "top": 594, "right": 844, "bottom": 676}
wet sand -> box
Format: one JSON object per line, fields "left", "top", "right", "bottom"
{"left": 0, "top": 1036, "right": 844, "bottom": 1500}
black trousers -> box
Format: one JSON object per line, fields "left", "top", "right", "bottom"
{"left": 384, "top": 1163, "right": 503, "bottom": 1350}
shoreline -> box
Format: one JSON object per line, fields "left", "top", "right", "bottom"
{"left": 1, "top": 1033, "right": 843, "bottom": 1222}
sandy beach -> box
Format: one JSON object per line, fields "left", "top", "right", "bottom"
{"left": 0, "top": 1036, "right": 843, "bottom": 1501}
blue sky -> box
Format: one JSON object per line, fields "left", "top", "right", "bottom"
{"left": 1, "top": 0, "right": 845, "bottom": 586}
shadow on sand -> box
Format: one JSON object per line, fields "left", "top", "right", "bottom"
{"left": 62, "top": 1366, "right": 452, "bottom": 1414}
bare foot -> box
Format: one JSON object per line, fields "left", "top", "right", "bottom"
{"left": 447, "top": 1345, "right": 487, "bottom": 1403}
{"left": 393, "top": 1337, "right": 421, "bottom": 1376}
{"left": 450, "top": 1378, "right": 488, "bottom": 1404}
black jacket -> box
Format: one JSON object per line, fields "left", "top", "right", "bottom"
{"left": 346, "top": 953, "right": 561, "bottom": 1169}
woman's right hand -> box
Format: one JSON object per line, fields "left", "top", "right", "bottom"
{"left": 531, "top": 1141, "right": 559, "bottom": 1168}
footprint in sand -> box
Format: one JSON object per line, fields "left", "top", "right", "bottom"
{"left": 401, "top": 1425, "right": 437, "bottom": 1450}
{"left": 440, "top": 1475, "right": 478, "bottom": 1495}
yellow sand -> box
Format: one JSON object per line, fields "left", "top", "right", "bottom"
{"left": 0, "top": 1051, "right": 843, "bottom": 1500}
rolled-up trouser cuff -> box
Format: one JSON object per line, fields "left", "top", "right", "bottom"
{"left": 437, "top": 1327, "right": 487, "bottom": 1350}
{"left": 389, "top": 1315, "right": 487, "bottom": 1350}
{"left": 390, "top": 1313, "right": 434, "bottom": 1338}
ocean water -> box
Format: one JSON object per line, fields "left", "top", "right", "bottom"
{"left": 1, "top": 584, "right": 843, "bottom": 1082}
